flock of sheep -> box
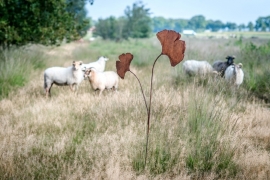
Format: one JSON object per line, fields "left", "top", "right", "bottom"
{"left": 43, "top": 56, "right": 118, "bottom": 97}
{"left": 183, "top": 55, "right": 244, "bottom": 87}
{"left": 43, "top": 55, "right": 244, "bottom": 97}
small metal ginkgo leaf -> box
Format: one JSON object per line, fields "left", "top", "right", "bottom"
{"left": 156, "top": 30, "right": 186, "bottom": 67}
{"left": 116, "top": 53, "right": 134, "bottom": 79}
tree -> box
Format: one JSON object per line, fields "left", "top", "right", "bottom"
{"left": 247, "top": 22, "right": 254, "bottom": 31}
{"left": 225, "top": 22, "right": 237, "bottom": 31}
{"left": 94, "top": 16, "right": 123, "bottom": 40}
{"left": 188, "top": 15, "right": 206, "bottom": 31}
{"left": 174, "top": 19, "right": 188, "bottom": 32}
{"left": 152, "top": 17, "right": 188, "bottom": 32}
{"left": 66, "top": 0, "right": 92, "bottom": 37}
{"left": 238, "top": 24, "right": 246, "bottom": 31}
{"left": 94, "top": 1, "right": 151, "bottom": 41}
{"left": 124, "top": 1, "right": 151, "bottom": 38}
{"left": 255, "top": 16, "right": 270, "bottom": 31}
{"left": 152, "top": 16, "right": 167, "bottom": 33}
{"left": 206, "top": 20, "right": 224, "bottom": 32}
{"left": 0, "top": 0, "right": 93, "bottom": 48}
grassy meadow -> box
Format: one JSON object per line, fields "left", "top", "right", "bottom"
{"left": 0, "top": 33, "right": 270, "bottom": 179}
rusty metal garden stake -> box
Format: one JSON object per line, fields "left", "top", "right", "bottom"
{"left": 116, "top": 30, "right": 186, "bottom": 170}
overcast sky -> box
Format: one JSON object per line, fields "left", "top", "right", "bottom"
{"left": 85, "top": 0, "right": 270, "bottom": 25}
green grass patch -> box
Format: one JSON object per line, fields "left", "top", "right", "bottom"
{"left": 240, "top": 41, "right": 270, "bottom": 102}
{"left": 0, "top": 46, "right": 47, "bottom": 99}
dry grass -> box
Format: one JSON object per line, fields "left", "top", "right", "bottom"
{"left": 0, "top": 39, "right": 269, "bottom": 179}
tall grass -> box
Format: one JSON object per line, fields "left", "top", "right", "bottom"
{"left": 0, "top": 37, "right": 269, "bottom": 179}
{"left": 239, "top": 41, "right": 270, "bottom": 102}
{"left": 0, "top": 45, "right": 47, "bottom": 99}
{"left": 131, "top": 77, "right": 240, "bottom": 178}
{"left": 183, "top": 83, "right": 238, "bottom": 178}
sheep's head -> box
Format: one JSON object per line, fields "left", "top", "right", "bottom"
{"left": 72, "top": 61, "right": 83, "bottom": 70}
{"left": 84, "top": 68, "right": 91, "bottom": 78}
{"left": 99, "top": 56, "right": 109, "bottom": 62}
{"left": 238, "top": 63, "right": 243, "bottom": 68}
{"left": 226, "top": 56, "right": 235, "bottom": 65}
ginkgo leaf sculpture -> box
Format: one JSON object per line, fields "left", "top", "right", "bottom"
{"left": 116, "top": 53, "right": 148, "bottom": 111}
{"left": 116, "top": 30, "right": 185, "bottom": 168}
{"left": 116, "top": 53, "right": 133, "bottom": 79}
{"left": 156, "top": 29, "right": 186, "bottom": 66}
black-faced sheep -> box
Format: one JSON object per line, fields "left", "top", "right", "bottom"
{"left": 44, "top": 61, "right": 84, "bottom": 97}
{"left": 212, "top": 55, "right": 235, "bottom": 77}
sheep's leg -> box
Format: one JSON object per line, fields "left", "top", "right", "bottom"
{"left": 99, "top": 89, "right": 103, "bottom": 96}
{"left": 45, "top": 88, "right": 49, "bottom": 98}
{"left": 69, "top": 85, "right": 74, "bottom": 92}
{"left": 94, "top": 89, "right": 99, "bottom": 96}
{"left": 74, "top": 85, "right": 79, "bottom": 95}
{"left": 46, "top": 84, "right": 52, "bottom": 98}
{"left": 112, "top": 86, "right": 117, "bottom": 92}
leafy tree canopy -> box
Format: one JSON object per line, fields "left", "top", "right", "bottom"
{"left": 0, "top": 0, "right": 93, "bottom": 48}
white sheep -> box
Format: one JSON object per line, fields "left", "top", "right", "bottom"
{"left": 84, "top": 68, "right": 119, "bottom": 96}
{"left": 81, "top": 56, "right": 109, "bottom": 72}
{"left": 224, "top": 63, "right": 244, "bottom": 88}
{"left": 183, "top": 60, "right": 214, "bottom": 76}
{"left": 44, "top": 61, "right": 84, "bottom": 97}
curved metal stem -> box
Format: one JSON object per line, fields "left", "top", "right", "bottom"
{"left": 144, "top": 53, "right": 162, "bottom": 167}
{"left": 129, "top": 70, "right": 148, "bottom": 113}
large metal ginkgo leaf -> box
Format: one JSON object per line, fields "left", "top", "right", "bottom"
{"left": 156, "top": 30, "right": 186, "bottom": 67}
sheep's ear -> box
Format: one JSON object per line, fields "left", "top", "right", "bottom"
{"left": 79, "top": 61, "right": 83, "bottom": 65}
{"left": 238, "top": 63, "right": 243, "bottom": 68}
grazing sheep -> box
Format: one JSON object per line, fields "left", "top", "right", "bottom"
{"left": 81, "top": 56, "right": 109, "bottom": 72}
{"left": 212, "top": 55, "right": 235, "bottom": 77}
{"left": 44, "top": 61, "right": 84, "bottom": 97}
{"left": 84, "top": 68, "right": 119, "bottom": 96}
{"left": 183, "top": 60, "right": 214, "bottom": 76}
{"left": 224, "top": 63, "right": 244, "bottom": 88}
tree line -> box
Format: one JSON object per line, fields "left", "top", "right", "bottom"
{"left": 94, "top": 6, "right": 270, "bottom": 41}
{"left": 152, "top": 15, "right": 270, "bottom": 33}
{"left": 1, "top": 0, "right": 269, "bottom": 48}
